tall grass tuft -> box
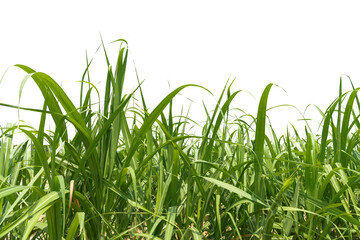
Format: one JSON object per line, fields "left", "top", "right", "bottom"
{"left": 1, "top": 40, "right": 360, "bottom": 239}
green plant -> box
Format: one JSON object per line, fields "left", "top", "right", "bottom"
{"left": 1, "top": 40, "right": 360, "bottom": 239}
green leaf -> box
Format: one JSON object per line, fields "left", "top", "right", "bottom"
{"left": 203, "top": 176, "right": 267, "bottom": 206}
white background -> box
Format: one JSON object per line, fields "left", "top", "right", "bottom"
{"left": 1, "top": 1, "right": 360, "bottom": 137}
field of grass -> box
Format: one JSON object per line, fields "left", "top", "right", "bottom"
{"left": 1, "top": 40, "right": 360, "bottom": 239}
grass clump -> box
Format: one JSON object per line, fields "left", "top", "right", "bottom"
{"left": 1, "top": 40, "right": 360, "bottom": 239}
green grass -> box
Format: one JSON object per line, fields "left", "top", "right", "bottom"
{"left": 1, "top": 40, "right": 360, "bottom": 239}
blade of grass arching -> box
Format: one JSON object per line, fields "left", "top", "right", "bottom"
{"left": 122, "top": 84, "right": 209, "bottom": 168}
{"left": 164, "top": 206, "right": 177, "bottom": 240}
{"left": 111, "top": 38, "right": 129, "bottom": 45}
{"left": 15, "top": 66, "right": 99, "bottom": 170}
{"left": 32, "top": 72, "right": 91, "bottom": 142}
{"left": 14, "top": 65, "right": 68, "bottom": 141}
{"left": 253, "top": 84, "right": 273, "bottom": 203}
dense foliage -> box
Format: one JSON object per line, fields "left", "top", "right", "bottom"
{"left": 1, "top": 41, "right": 360, "bottom": 239}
